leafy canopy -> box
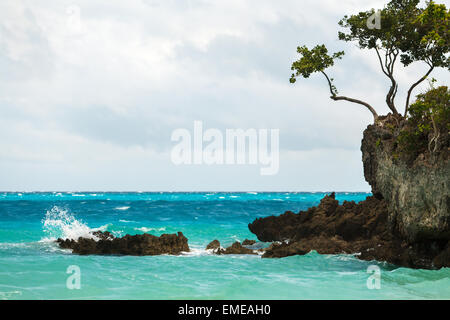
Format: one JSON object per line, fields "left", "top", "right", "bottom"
{"left": 397, "top": 85, "right": 449, "bottom": 159}
{"left": 289, "top": 45, "right": 344, "bottom": 95}
{"left": 408, "top": 85, "right": 450, "bottom": 131}
{"left": 338, "top": 0, "right": 449, "bottom": 69}
{"left": 290, "top": 0, "right": 449, "bottom": 120}
{"left": 410, "top": 1, "right": 450, "bottom": 68}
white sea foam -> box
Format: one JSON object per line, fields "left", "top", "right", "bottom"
{"left": 134, "top": 227, "right": 166, "bottom": 232}
{"left": 115, "top": 206, "right": 130, "bottom": 211}
{"left": 181, "top": 245, "right": 211, "bottom": 257}
{"left": 0, "top": 291, "right": 22, "bottom": 299}
{"left": 0, "top": 242, "right": 27, "bottom": 249}
{"left": 111, "top": 230, "right": 124, "bottom": 238}
{"left": 41, "top": 206, "right": 99, "bottom": 241}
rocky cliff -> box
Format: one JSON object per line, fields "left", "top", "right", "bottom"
{"left": 362, "top": 114, "right": 450, "bottom": 243}
{"left": 248, "top": 114, "right": 450, "bottom": 269}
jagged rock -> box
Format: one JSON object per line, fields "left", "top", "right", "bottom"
{"left": 249, "top": 193, "right": 449, "bottom": 269}
{"left": 56, "top": 231, "right": 189, "bottom": 256}
{"left": 242, "top": 239, "right": 256, "bottom": 246}
{"left": 248, "top": 114, "right": 450, "bottom": 269}
{"left": 222, "top": 242, "right": 257, "bottom": 255}
{"left": 206, "top": 240, "right": 258, "bottom": 255}
{"left": 206, "top": 240, "right": 220, "bottom": 250}
{"left": 92, "top": 231, "right": 114, "bottom": 240}
{"left": 249, "top": 193, "right": 388, "bottom": 244}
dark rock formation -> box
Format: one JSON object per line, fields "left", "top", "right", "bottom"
{"left": 250, "top": 193, "right": 388, "bottom": 244}
{"left": 206, "top": 240, "right": 221, "bottom": 250}
{"left": 248, "top": 114, "right": 449, "bottom": 269}
{"left": 56, "top": 231, "right": 189, "bottom": 255}
{"left": 208, "top": 241, "right": 257, "bottom": 255}
{"left": 221, "top": 242, "right": 257, "bottom": 255}
{"left": 249, "top": 193, "right": 449, "bottom": 269}
{"left": 242, "top": 239, "right": 257, "bottom": 246}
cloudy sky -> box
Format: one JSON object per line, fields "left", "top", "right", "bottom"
{"left": 0, "top": 0, "right": 448, "bottom": 191}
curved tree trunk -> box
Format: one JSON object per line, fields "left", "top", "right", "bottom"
{"left": 320, "top": 71, "right": 378, "bottom": 122}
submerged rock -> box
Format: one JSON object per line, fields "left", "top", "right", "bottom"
{"left": 56, "top": 231, "right": 190, "bottom": 256}
{"left": 248, "top": 193, "right": 449, "bottom": 269}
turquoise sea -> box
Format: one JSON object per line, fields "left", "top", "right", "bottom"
{"left": 0, "top": 192, "right": 448, "bottom": 300}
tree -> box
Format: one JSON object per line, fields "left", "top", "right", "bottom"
{"left": 405, "top": 85, "right": 449, "bottom": 153}
{"left": 290, "top": 0, "right": 449, "bottom": 122}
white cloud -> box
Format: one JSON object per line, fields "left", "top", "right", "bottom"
{"left": 0, "top": 0, "right": 446, "bottom": 191}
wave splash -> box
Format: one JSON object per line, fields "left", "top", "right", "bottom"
{"left": 41, "top": 206, "right": 103, "bottom": 242}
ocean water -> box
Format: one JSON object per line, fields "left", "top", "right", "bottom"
{"left": 0, "top": 192, "right": 448, "bottom": 300}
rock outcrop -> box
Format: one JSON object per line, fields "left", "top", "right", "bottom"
{"left": 205, "top": 240, "right": 258, "bottom": 255}
{"left": 362, "top": 114, "right": 449, "bottom": 242}
{"left": 205, "top": 239, "right": 221, "bottom": 250}
{"left": 57, "top": 231, "right": 190, "bottom": 255}
{"left": 221, "top": 241, "right": 257, "bottom": 255}
{"left": 249, "top": 193, "right": 388, "bottom": 245}
{"left": 249, "top": 193, "right": 449, "bottom": 269}
{"left": 248, "top": 114, "right": 449, "bottom": 269}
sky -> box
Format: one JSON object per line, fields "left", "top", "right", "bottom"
{"left": 0, "top": 0, "right": 448, "bottom": 192}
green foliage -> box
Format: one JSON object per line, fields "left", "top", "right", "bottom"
{"left": 290, "top": 45, "right": 344, "bottom": 95}
{"left": 396, "top": 127, "right": 427, "bottom": 160}
{"left": 397, "top": 86, "right": 450, "bottom": 159}
{"left": 338, "top": 0, "right": 449, "bottom": 69}
{"left": 386, "top": 123, "right": 396, "bottom": 133}
{"left": 408, "top": 85, "right": 450, "bottom": 130}
{"left": 409, "top": 1, "right": 450, "bottom": 68}
{"left": 338, "top": 0, "right": 420, "bottom": 52}
{"left": 376, "top": 138, "right": 382, "bottom": 148}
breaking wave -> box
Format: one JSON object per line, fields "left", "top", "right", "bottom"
{"left": 41, "top": 206, "right": 105, "bottom": 242}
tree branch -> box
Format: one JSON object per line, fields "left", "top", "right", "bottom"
{"left": 320, "top": 71, "right": 378, "bottom": 121}
{"left": 321, "top": 71, "right": 335, "bottom": 96}
{"left": 404, "top": 65, "right": 435, "bottom": 116}
{"left": 331, "top": 96, "right": 379, "bottom": 121}
{"left": 375, "top": 46, "right": 399, "bottom": 115}
{"left": 375, "top": 47, "right": 389, "bottom": 77}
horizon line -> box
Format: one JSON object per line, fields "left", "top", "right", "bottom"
{"left": 0, "top": 190, "right": 372, "bottom": 193}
